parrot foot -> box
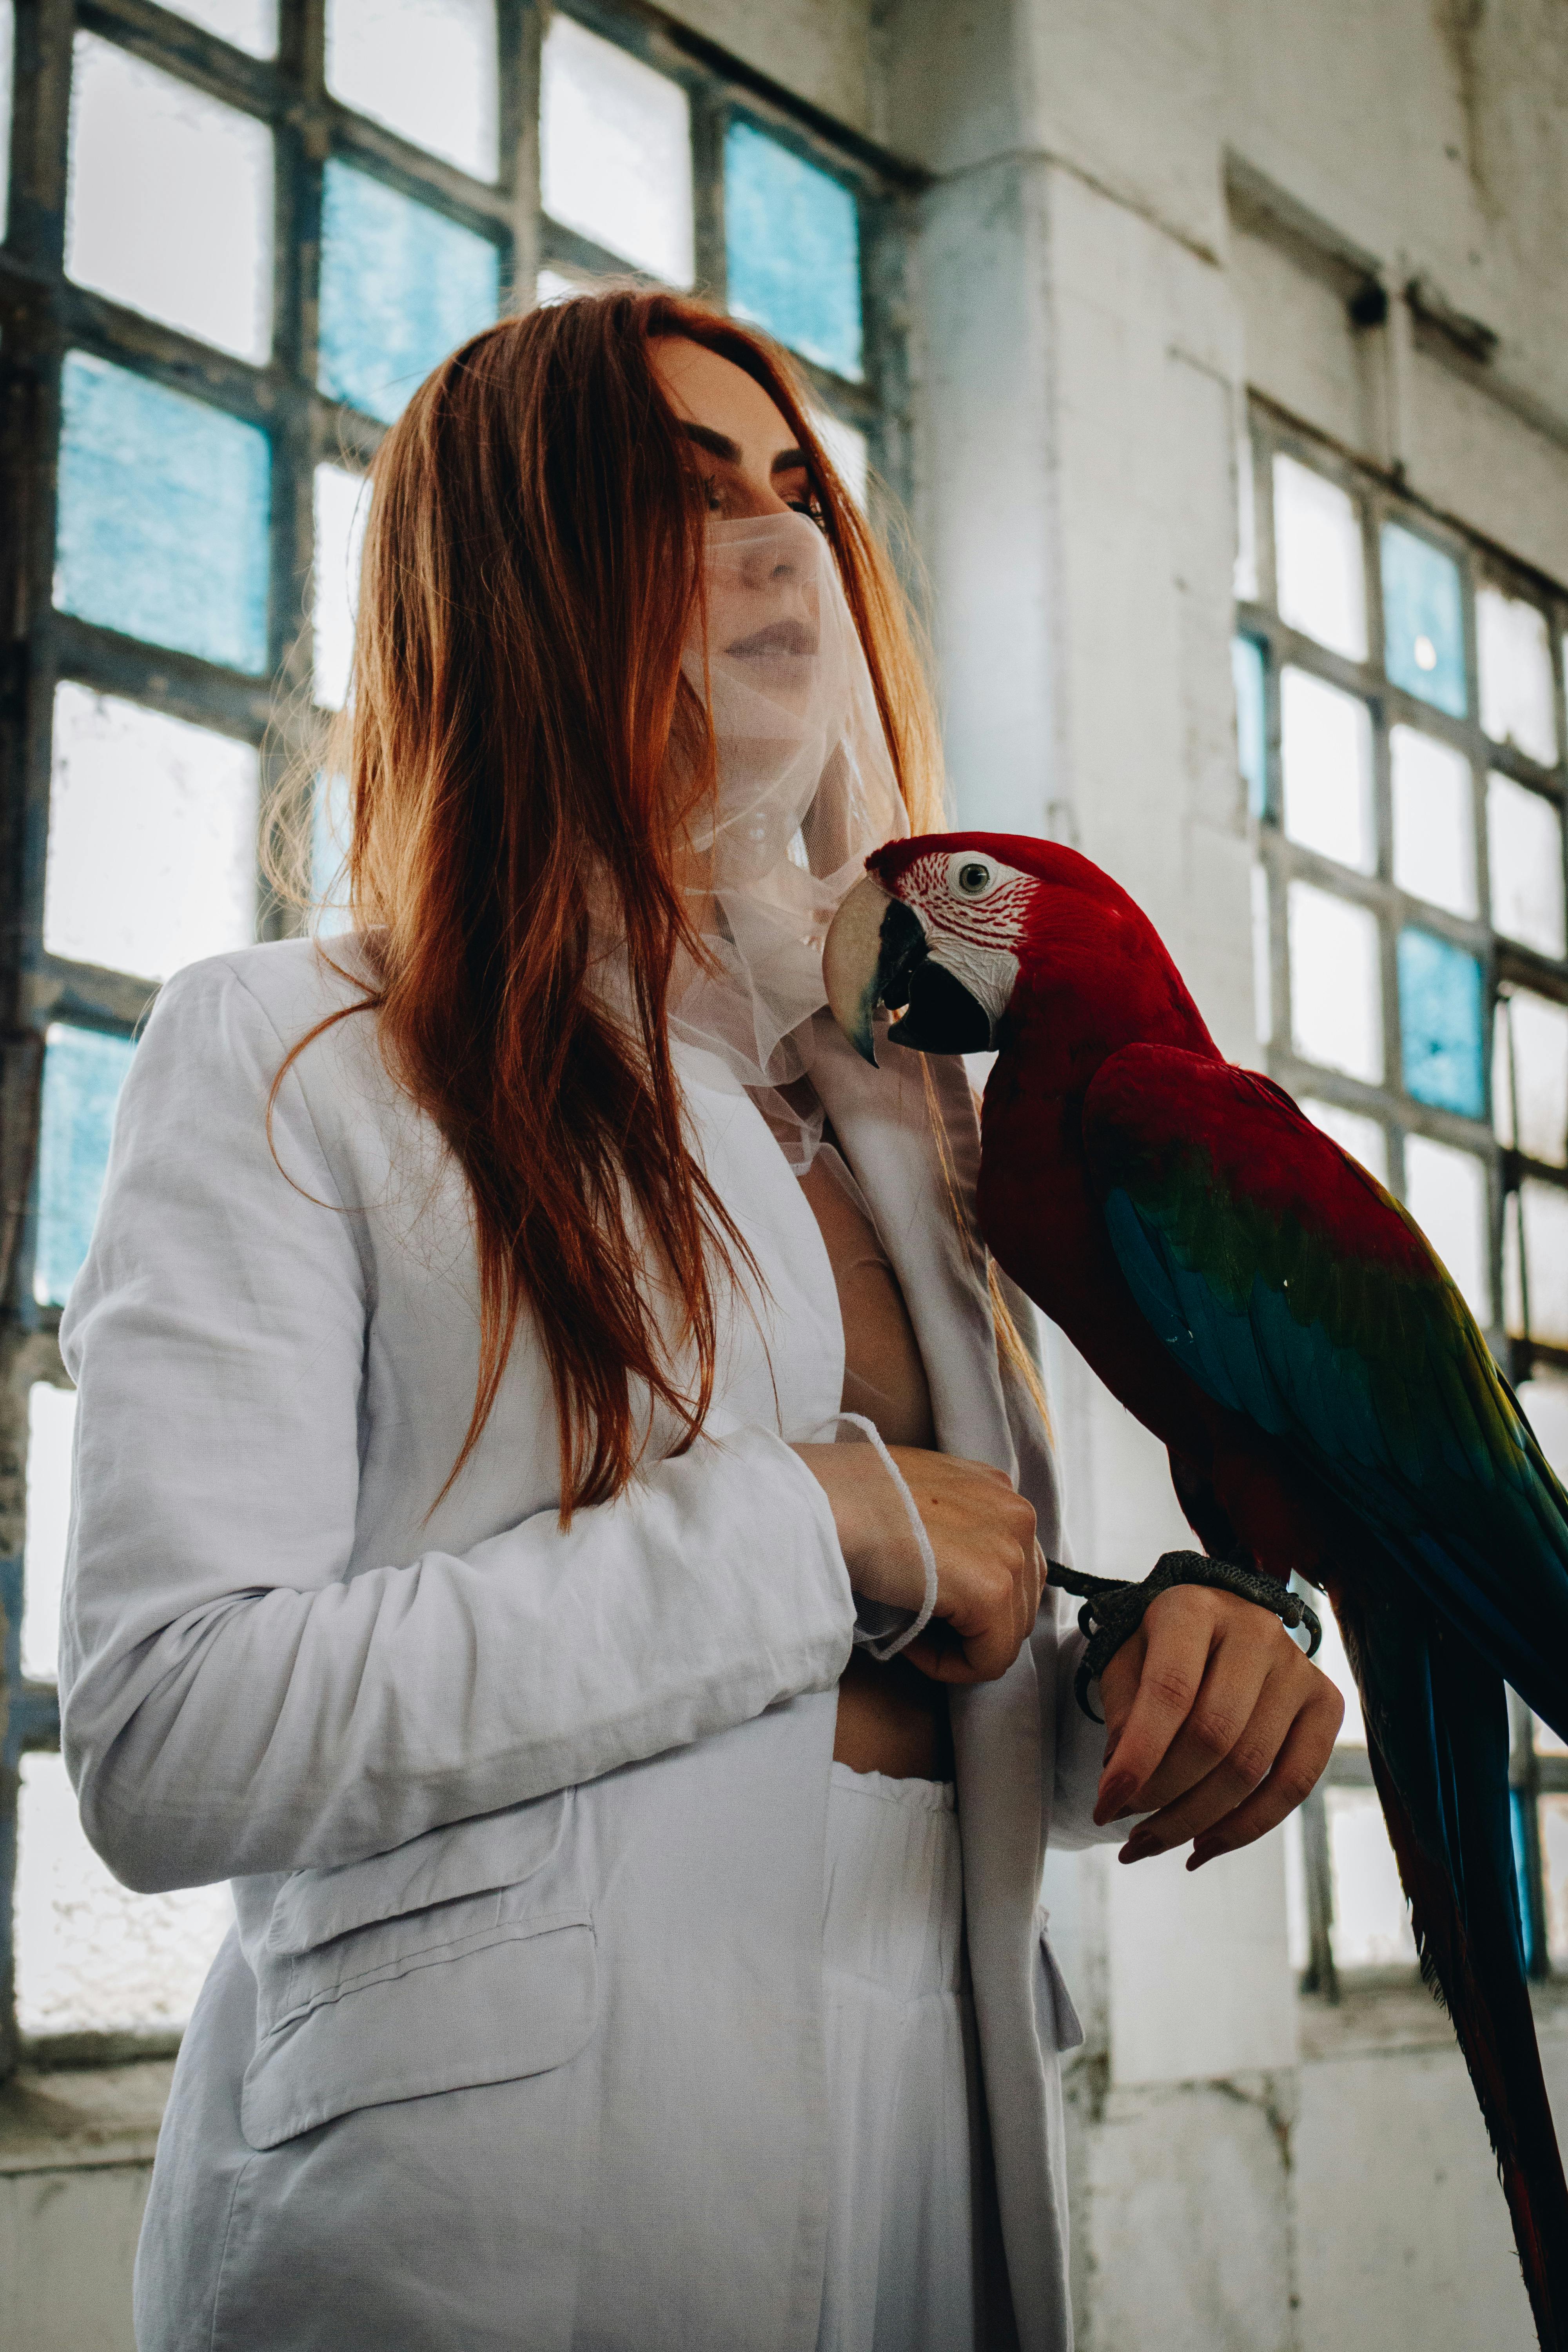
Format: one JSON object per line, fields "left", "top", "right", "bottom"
{"left": 1045, "top": 1553, "right": 1323, "bottom": 1721}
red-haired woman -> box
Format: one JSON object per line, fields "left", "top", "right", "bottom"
{"left": 58, "top": 293, "right": 1339, "bottom": 2352}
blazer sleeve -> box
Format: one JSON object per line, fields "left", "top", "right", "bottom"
{"left": 993, "top": 1307, "right": 1125, "bottom": 1851}
{"left": 58, "top": 958, "right": 856, "bottom": 1894}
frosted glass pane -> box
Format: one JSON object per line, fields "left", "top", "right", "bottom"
{"left": 34, "top": 1024, "right": 135, "bottom": 1308}
{"left": 161, "top": 0, "right": 277, "bottom": 56}
{"left": 1494, "top": 991, "right": 1568, "bottom": 1167}
{"left": 1280, "top": 667, "right": 1373, "bottom": 872}
{"left": 45, "top": 684, "right": 259, "bottom": 982}
{"left": 1301, "top": 1098, "right": 1388, "bottom": 1187}
{"left": 1327, "top": 1787, "right": 1416, "bottom": 1968}
{"left": 67, "top": 34, "right": 273, "bottom": 364}
{"left": 1283, "top": 1811, "right": 1308, "bottom": 1970}
{"left": 1272, "top": 455, "right": 1366, "bottom": 662}
{"left": 318, "top": 160, "right": 499, "bottom": 423}
{"left": 1234, "top": 436, "right": 1258, "bottom": 603}
{"left": 1390, "top": 725, "right": 1475, "bottom": 917}
{"left": 1487, "top": 771, "right": 1566, "bottom": 959}
{"left": 1233, "top": 635, "right": 1267, "bottom": 817}
{"left": 540, "top": 15, "right": 693, "bottom": 285}
{"left": 1251, "top": 863, "right": 1272, "bottom": 1045}
{"left": 0, "top": 0, "right": 13, "bottom": 242}
{"left": 1477, "top": 586, "right": 1558, "bottom": 768}
{"left": 1288, "top": 882, "right": 1383, "bottom": 1083}
{"left": 312, "top": 465, "right": 369, "bottom": 711}
{"left": 1397, "top": 928, "right": 1485, "bottom": 1118}
{"left": 327, "top": 0, "right": 497, "bottom": 178}
{"left": 16, "top": 1751, "right": 233, "bottom": 2036}
{"left": 725, "top": 120, "right": 863, "bottom": 383}
{"left": 1404, "top": 1134, "right": 1491, "bottom": 1324}
{"left": 55, "top": 352, "right": 271, "bottom": 674}
{"left": 22, "top": 1383, "right": 76, "bottom": 1683}
{"left": 1518, "top": 1373, "right": 1568, "bottom": 1515}
{"left": 1544, "top": 1795, "right": 1568, "bottom": 1967}
{"left": 811, "top": 407, "right": 868, "bottom": 510}
{"left": 314, "top": 771, "right": 354, "bottom": 936}
{"left": 1508, "top": 1180, "right": 1568, "bottom": 1344}
{"left": 1381, "top": 523, "right": 1467, "bottom": 719}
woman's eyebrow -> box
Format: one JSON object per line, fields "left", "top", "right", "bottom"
{"left": 770, "top": 447, "right": 809, "bottom": 475}
{"left": 678, "top": 421, "right": 742, "bottom": 463}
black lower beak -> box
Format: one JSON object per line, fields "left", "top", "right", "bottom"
{"left": 824, "top": 878, "right": 993, "bottom": 1063}
{"left": 887, "top": 957, "right": 995, "bottom": 1056}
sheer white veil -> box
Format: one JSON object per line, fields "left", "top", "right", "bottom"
{"left": 668, "top": 510, "right": 908, "bottom": 1166}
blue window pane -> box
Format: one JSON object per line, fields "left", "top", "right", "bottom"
{"left": 1381, "top": 522, "right": 1467, "bottom": 719}
{"left": 1232, "top": 633, "right": 1267, "bottom": 817}
{"left": 318, "top": 159, "right": 500, "bottom": 424}
{"left": 724, "top": 120, "right": 862, "bottom": 383}
{"left": 54, "top": 352, "right": 270, "bottom": 674}
{"left": 1398, "top": 927, "right": 1485, "bottom": 1117}
{"left": 34, "top": 1025, "right": 136, "bottom": 1307}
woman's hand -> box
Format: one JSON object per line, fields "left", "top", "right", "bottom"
{"left": 792, "top": 1444, "right": 1042, "bottom": 1684}
{"left": 1093, "top": 1584, "right": 1345, "bottom": 1867}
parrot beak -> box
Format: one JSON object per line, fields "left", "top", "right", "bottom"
{"left": 824, "top": 877, "right": 918, "bottom": 1066}
{"left": 824, "top": 875, "right": 994, "bottom": 1064}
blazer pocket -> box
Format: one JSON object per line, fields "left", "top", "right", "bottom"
{"left": 241, "top": 1790, "right": 596, "bottom": 2151}
{"left": 1035, "top": 1907, "right": 1085, "bottom": 2053}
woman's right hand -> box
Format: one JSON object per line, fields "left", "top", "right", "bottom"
{"left": 791, "top": 1444, "right": 1043, "bottom": 1684}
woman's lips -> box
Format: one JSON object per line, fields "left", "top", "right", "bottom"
{"left": 724, "top": 617, "right": 818, "bottom": 661}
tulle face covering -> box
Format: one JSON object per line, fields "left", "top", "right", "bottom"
{"left": 669, "top": 510, "right": 908, "bottom": 1164}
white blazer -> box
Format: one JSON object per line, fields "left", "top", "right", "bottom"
{"left": 57, "top": 938, "right": 1116, "bottom": 2352}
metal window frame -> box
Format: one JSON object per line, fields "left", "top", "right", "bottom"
{"left": 0, "top": 0, "right": 916, "bottom": 2081}
{"left": 1243, "top": 396, "right": 1568, "bottom": 1994}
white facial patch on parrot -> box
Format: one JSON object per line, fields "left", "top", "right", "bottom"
{"left": 890, "top": 847, "right": 1035, "bottom": 1030}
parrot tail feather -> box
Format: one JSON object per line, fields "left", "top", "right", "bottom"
{"left": 1367, "top": 1714, "right": 1568, "bottom": 2352}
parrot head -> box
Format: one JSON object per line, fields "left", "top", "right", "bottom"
{"left": 823, "top": 830, "right": 1215, "bottom": 1073}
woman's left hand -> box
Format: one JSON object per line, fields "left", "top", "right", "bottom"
{"left": 1091, "top": 1584, "right": 1344, "bottom": 1869}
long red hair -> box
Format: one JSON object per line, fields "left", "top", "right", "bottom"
{"left": 288, "top": 290, "right": 944, "bottom": 1515}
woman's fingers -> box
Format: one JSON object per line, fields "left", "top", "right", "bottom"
{"left": 1183, "top": 1689, "right": 1344, "bottom": 1866}
{"left": 793, "top": 1441, "right": 1043, "bottom": 1686}
{"left": 1093, "top": 1590, "right": 1219, "bottom": 1823}
{"left": 1114, "top": 1657, "right": 1325, "bottom": 1858}
{"left": 1094, "top": 1583, "right": 1345, "bottom": 1860}
{"left": 1117, "top": 1606, "right": 1283, "bottom": 1817}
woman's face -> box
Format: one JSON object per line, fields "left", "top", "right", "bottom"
{"left": 652, "top": 336, "right": 826, "bottom": 705}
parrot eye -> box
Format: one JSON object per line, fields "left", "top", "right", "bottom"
{"left": 950, "top": 856, "right": 995, "bottom": 899}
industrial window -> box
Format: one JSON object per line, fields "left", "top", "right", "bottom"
{"left": 1238, "top": 401, "right": 1568, "bottom": 1994}
{"left": 0, "top": 0, "right": 915, "bottom": 2076}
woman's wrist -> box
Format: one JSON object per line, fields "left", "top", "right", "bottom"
{"left": 790, "top": 1442, "right": 921, "bottom": 1610}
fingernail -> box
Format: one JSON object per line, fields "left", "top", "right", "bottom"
{"left": 1120, "top": 1832, "right": 1162, "bottom": 1864}
{"left": 1094, "top": 1776, "right": 1131, "bottom": 1824}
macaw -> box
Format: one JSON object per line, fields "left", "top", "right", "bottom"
{"left": 823, "top": 830, "right": 1568, "bottom": 2351}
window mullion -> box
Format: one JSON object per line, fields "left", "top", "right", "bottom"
{"left": 499, "top": 0, "right": 541, "bottom": 307}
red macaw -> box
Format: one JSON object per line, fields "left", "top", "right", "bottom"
{"left": 824, "top": 830, "right": 1568, "bottom": 2351}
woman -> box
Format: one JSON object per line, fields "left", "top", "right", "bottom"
{"left": 58, "top": 291, "right": 1340, "bottom": 2352}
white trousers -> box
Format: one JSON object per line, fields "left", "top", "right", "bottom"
{"left": 817, "top": 1763, "right": 984, "bottom": 2352}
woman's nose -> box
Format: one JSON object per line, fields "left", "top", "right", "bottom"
{"left": 738, "top": 546, "right": 803, "bottom": 593}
